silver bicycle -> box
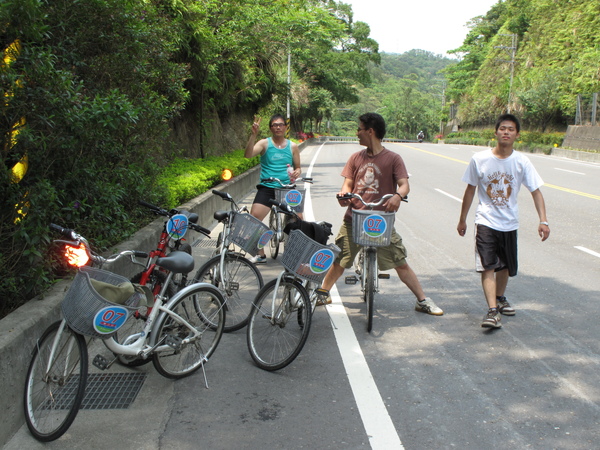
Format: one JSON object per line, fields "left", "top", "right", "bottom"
{"left": 191, "top": 189, "right": 269, "bottom": 331}
{"left": 341, "top": 192, "right": 407, "bottom": 332}
{"left": 246, "top": 201, "right": 338, "bottom": 371}
{"left": 23, "top": 225, "right": 226, "bottom": 442}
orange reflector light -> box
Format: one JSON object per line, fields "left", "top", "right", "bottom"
{"left": 221, "top": 169, "right": 233, "bottom": 181}
{"left": 65, "top": 243, "right": 90, "bottom": 267}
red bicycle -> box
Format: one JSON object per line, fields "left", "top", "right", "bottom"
{"left": 116, "top": 201, "right": 211, "bottom": 366}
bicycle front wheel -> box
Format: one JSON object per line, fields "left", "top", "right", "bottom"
{"left": 24, "top": 320, "right": 88, "bottom": 442}
{"left": 152, "top": 284, "right": 225, "bottom": 379}
{"left": 247, "top": 278, "right": 311, "bottom": 371}
{"left": 365, "top": 249, "right": 376, "bottom": 333}
{"left": 269, "top": 209, "right": 280, "bottom": 259}
{"left": 193, "top": 254, "right": 263, "bottom": 332}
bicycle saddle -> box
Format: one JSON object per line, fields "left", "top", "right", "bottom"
{"left": 155, "top": 250, "right": 194, "bottom": 274}
{"left": 214, "top": 210, "right": 229, "bottom": 222}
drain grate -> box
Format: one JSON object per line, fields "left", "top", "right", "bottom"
{"left": 80, "top": 372, "right": 147, "bottom": 410}
{"left": 193, "top": 238, "right": 217, "bottom": 249}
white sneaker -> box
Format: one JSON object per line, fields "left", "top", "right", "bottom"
{"left": 415, "top": 297, "right": 443, "bottom": 315}
{"left": 249, "top": 255, "right": 267, "bottom": 265}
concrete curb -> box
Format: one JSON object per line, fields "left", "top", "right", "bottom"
{"left": 0, "top": 165, "right": 260, "bottom": 446}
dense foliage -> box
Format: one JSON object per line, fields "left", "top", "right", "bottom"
{"left": 0, "top": 0, "right": 378, "bottom": 316}
{"left": 332, "top": 50, "right": 455, "bottom": 139}
{"left": 443, "top": 0, "right": 600, "bottom": 130}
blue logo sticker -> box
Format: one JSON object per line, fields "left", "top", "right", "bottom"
{"left": 93, "top": 305, "right": 130, "bottom": 335}
{"left": 284, "top": 190, "right": 303, "bottom": 207}
{"left": 166, "top": 214, "right": 188, "bottom": 240}
{"left": 309, "top": 248, "right": 335, "bottom": 274}
{"left": 257, "top": 230, "right": 274, "bottom": 249}
{"left": 362, "top": 214, "right": 387, "bottom": 237}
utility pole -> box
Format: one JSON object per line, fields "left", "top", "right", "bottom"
{"left": 495, "top": 34, "right": 517, "bottom": 113}
{"left": 286, "top": 51, "right": 291, "bottom": 138}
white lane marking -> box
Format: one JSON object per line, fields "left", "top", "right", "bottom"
{"left": 575, "top": 246, "right": 600, "bottom": 259}
{"left": 435, "top": 188, "right": 462, "bottom": 202}
{"left": 305, "top": 145, "right": 404, "bottom": 450}
{"left": 555, "top": 168, "right": 585, "bottom": 175}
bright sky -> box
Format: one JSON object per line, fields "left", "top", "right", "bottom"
{"left": 344, "top": 0, "right": 500, "bottom": 57}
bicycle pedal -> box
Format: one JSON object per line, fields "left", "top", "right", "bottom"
{"left": 92, "top": 354, "right": 112, "bottom": 370}
{"left": 345, "top": 275, "right": 358, "bottom": 285}
{"left": 378, "top": 273, "right": 391, "bottom": 279}
{"left": 165, "top": 334, "right": 182, "bottom": 350}
{"left": 227, "top": 281, "right": 239, "bottom": 291}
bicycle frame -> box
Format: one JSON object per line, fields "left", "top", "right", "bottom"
{"left": 102, "top": 276, "right": 213, "bottom": 359}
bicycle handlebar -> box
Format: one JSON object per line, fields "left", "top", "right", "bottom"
{"left": 268, "top": 199, "right": 297, "bottom": 217}
{"left": 260, "top": 177, "right": 313, "bottom": 189}
{"left": 139, "top": 200, "right": 210, "bottom": 237}
{"left": 49, "top": 224, "right": 149, "bottom": 266}
{"left": 336, "top": 192, "right": 408, "bottom": 208}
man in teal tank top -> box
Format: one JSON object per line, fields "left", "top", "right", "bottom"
{"left": 245, "top": 114, "right": 301, "bottom": 264}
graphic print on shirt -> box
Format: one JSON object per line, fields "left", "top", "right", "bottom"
{"left": 485, "top": 171, "right": 514, "bottom": 208}
{"left": 356, "top": 163, "right": 381, "bottom": 194}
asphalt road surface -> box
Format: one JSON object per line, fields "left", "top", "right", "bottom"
{"left": 7, "top": 142, "right": 600, "bottom": 449}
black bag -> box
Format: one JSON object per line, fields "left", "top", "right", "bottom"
{"left": 283, "top": 219, "right": 332, "bottom": 245}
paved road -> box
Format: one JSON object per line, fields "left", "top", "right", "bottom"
{"left": 7, "top": 142, "right": 600, "bottom": 449}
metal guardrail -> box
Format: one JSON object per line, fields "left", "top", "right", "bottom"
{"left": 302, "top": 136, "right": 416, "bottom": 145}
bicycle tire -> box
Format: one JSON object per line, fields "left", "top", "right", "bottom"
{"left": 269, "top": 209, "right": 280, "bottom": 259}
{"left": 113, "top": 270, "right": 177, "bottom": 367}
{"left": 152, "top": 284, "right": 225, "bottom": 379}
{"left": 24, "top": 320, "right": 88, "bottom": 442}
{"left": 193, "top": 253, "right": 263, "bottom": 332}
{"left": 365, "top": 249, "right": 376, "bottom": 332}
{"left": 247, "top": 278, "right": 311, "bottom": 371}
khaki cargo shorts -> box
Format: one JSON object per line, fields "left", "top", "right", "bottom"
{"left": 333, "top": 222, "right": 408, "bottom": 271}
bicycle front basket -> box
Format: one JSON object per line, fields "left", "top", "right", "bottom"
{"left": 228, "top": 211, "right": 273, "bottom": 256}
{"left": 274, "top": 187, "right": 306, "bottom": 213}
{"left": 61, "top": 266, "right": 142, "bottom": 339}
{"left": 281, "top": 230, "right": 340, "bottom": 284}
{"left": 351, "top": 209, "right": 395, "bottom": 247}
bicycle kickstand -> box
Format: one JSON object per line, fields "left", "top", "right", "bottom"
{"left": 200, "top": 356, "right": 209, "bottom": 389}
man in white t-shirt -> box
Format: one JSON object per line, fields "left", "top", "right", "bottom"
{"left": 457, "top": 114, "right": 550, "bottom": 328}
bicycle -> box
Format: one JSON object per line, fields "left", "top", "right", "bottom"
{"left": 191, "top": 189, "right": 270, "bottom": 332}
{"left": 117, "top": 200, "right": 212, "bottom": 366}
{"left": 23, "top": 224, "right": 226, "bottom": 442}
{"left": 246, "top": 200, "right": 339, "bottom": 371}
{"left": 340, "top": 192, "right": 407, "bottom": 332}
{"left": 261, "top": 176, "right": 312, "bottom": 259}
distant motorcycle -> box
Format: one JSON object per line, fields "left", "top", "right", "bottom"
{"left": 417, "top": 131, "right": 424, "bottom": 143}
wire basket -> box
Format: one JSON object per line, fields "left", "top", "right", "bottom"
{"left": 61, "top": 266, "right": 143, "bottom": 339}
{"left": 281, "top": 230, "right": 340, "bottom": 284}
{"left": 274, "top": 188, "right": 305, "bottom": 213}
{"left": 351, "top": 210, "right": 395, "bottom": 247}
{"left": 228, "top": 211, "right": 273, "bottom": 256}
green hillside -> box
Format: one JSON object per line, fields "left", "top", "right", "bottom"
{"left": 444, "top": 0, "right": 600, "bottom": 131}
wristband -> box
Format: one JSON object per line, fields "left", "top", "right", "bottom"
{"left": 394, "top": 192, "right": 403, "bottom": 199}
{"left": 540, "top": 221, "right": 549, "bottom": 226}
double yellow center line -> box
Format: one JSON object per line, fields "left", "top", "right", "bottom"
{"left": 400, "top": 144, "right": 600, "bottom": 201}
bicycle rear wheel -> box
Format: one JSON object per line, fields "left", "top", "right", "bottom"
{"left": 365, "top": 249, "right": 376, "bottom": 333}
{"left": 193, "top": 253, "right": 263, "bottom": 332}
{"left": 24, "top": 320, "right": 88, "bottom": 442}
{"left": 269, "top": 210, "right": 280, "bottom": 259}
{"left": 114, "top": 270, "right": 177, "bottom": 367}
{"left": 152, "top": 284, "right": 225, "bottom": 378}
{"left": 247, "top": 278, "right": 311, "bottom": 371}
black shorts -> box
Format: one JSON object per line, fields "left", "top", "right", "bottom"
{"left": 252, "top": 185, "right": 276, "bottom": 207}
{"left": 475, "top": 224, "right": 518, "bottom": 277}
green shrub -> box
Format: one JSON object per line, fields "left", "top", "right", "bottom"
{"left": 157, "top": 150, "right": 260, "bottom": 208}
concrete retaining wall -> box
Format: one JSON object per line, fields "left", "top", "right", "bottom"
{"left": 0, "top": 165, "right": 260, "bottom": 446}
{"left": 562, "top": 125, "right": 600, "bottom": 152}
